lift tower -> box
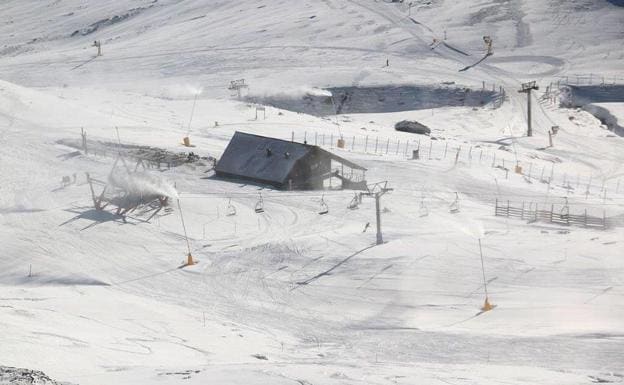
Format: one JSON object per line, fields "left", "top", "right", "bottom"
{"left": 518, "top": 81, "right": 539, "bottom": 137}
{"left": 361, "top": 181, "right": 393, "bottom": 245}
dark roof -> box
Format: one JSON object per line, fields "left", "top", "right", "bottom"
{"left": 215, "top": 132, "right": 365, "bottom": 185}
{"left": 216, "top": 132, "right": 312, "bottom": 185}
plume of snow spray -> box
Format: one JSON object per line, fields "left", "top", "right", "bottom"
{"left": 453, "top": 218, "right": 485, "bottom": 239}
{"left": 248, "top": 86, "right": 332, "bottom": 99}
{"left": 159, "top": 84, "right": 204, "bottom": 99}
{"left": 109, "top": 170, "right": 178, "bottom": 199}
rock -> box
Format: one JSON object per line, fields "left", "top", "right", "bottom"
{"left": 0, "top": 366, "right": 75, "bottom": 385}
{"left": 394, "top": 120, "right": 431, "bottom": 135}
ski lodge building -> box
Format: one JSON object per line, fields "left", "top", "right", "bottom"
{"left": 215, "top": 131, "right": 367, "bottom": 190}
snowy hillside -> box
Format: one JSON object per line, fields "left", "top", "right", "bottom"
{"left": 1, "top": 1, "right": 623, "bottom": 384}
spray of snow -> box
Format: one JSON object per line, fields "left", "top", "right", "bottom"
{"left": 109, "top": 171, "right": 179, "bottom": 199}
{"left": 453, "top": 218, "right": 486, "bottom": 240}
{"left": 158, "top": 84, "right": 204, "bottom": 99}
{"left": 248, "top": 86, "right": 332, "bottom": 99}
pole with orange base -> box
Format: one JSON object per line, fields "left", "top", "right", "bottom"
{"left": 178, "top": 199, "right": 197, "bottom": 267}
{"left": 479, "top": 238, "right": 494, "bottom": 312}
{"left": 186, "top": 252, "right": 196, "bottom": 266}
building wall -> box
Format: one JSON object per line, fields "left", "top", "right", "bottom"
{"left": 287, "top": 149, "right": 331, "bottom": 190}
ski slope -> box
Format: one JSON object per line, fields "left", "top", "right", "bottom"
{"left": 1, "top": 1, "right": 623, "bottom": 384}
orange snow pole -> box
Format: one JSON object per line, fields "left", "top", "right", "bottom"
{"left": 482, "top": 297, "right": 494, "bottom": 312}
{"left": 479, "top": 238, "right": 494, "bottom": 312}
{"left": 177, "top": 199, "right": 197, "bottom": 267}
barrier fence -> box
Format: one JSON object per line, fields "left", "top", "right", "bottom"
{"left": 289, "top": 130, "right": 623, "bottom": 201}
{"left": 551, "top": 74, "right": 624, "bottom": 87}
{"left": 495, "top": 199, "right": 607, "bottom": 229}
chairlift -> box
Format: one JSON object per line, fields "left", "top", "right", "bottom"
{"left": 318, "top": 195, "right": 329, "bottom": 215}
{"left": 226, "top": 198, "right": 237, "bottom": 217}
{"left": 348, "top": 193, "right": 360, "bottom": 210}
{"left": 449, "top": 192, "right": 460, "bottom": 214}
{"left": 560, "top": 197, "right": 569, "bottom": 218}
{"left": 419, "top": 195, "right": 429, "bottom": 217}
{"left": 254, "top": 193, "right": 264, "bottom": 213}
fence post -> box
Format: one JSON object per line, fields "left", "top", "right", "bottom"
{"left": 396, "top": 139, "right": 400, "bottom": 155}
{"left": 550, "top": 204, "right": 554, "bottom": 223}
{"left": 584, "top": 209, "right": 588, "bottom": 227}
{"left": 495, "top": 198, "right": 498, "bottom": 215}
{"left": 365, "top": 135, "right": 368, "bottom": 152}
{"left": 315, "top": 132, "right": 318, "bottom": 145}
{"left": 404, "top": 140, "right": 409, "bottom": 157}
{"left": 81, "top": 128, "right": 88, "bottom": 155}
{"left": 455, "top": 147, "right": 461, "bottom": 165}
{"left": 385, "top": 138, "right": 390, "bottom": 154}
{"left": 507, "top": 200, "right": 510, "bottom": 217}
{"left": 534, "top": 203, "right": 538, "bottom": 222}
{"left": 330, "top": 133, "right": 333, "bottom": 148}
{"left": 444, "top": 142, "right": 448, "bottom": 158}
{"left": 352, "top": 135, "right": 355, "bottom": 151}
{"left": 521, "top": 201, "right": 525, "bottom": 219}
{"left": 291, "top": 131, "right": 294, "bottom": 142}
{"left": 428, "top": 140, "right": 433, "bottom": 159}
{"left": 374, "top": 137, "right": 379, "bottom": 153}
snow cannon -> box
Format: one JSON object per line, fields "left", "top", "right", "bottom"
{"left": 483, "top": 36, "right": 493, "bottom": 55}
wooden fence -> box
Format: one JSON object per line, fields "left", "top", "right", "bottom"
{"left": 494, "top": 199, "right": 607, "bottom": 229}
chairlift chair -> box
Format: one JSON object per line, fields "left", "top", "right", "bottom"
{"left": 348, "top": 193, "right": 360, "bottom": 210}
{"left": 449, "top": 192, "right": 460, "bottom": 214}
{"left": 254, "top": 193, "right": 264, "bottom": 213}
{"left": 419, "top": 195, "right": 429, "bottom": 217}
{"left": 318, "top": 195, "right": 329, "bottom": 215}
{"left": 226, "top": 198, "right": 237, "bottom": 217}
{"left": 560, "top": 197, "right": 570, "bottom": 218}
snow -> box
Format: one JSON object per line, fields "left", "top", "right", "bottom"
{"left": 1, "top": 1, "right": 623, "bottom": 384}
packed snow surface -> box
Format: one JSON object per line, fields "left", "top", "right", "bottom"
{"left": 1, "top": 1, "right": 623, "bottom": 384}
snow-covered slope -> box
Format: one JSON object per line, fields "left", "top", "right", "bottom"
{"left": 1, "top": 1, "right": 623, "bottom": 384}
